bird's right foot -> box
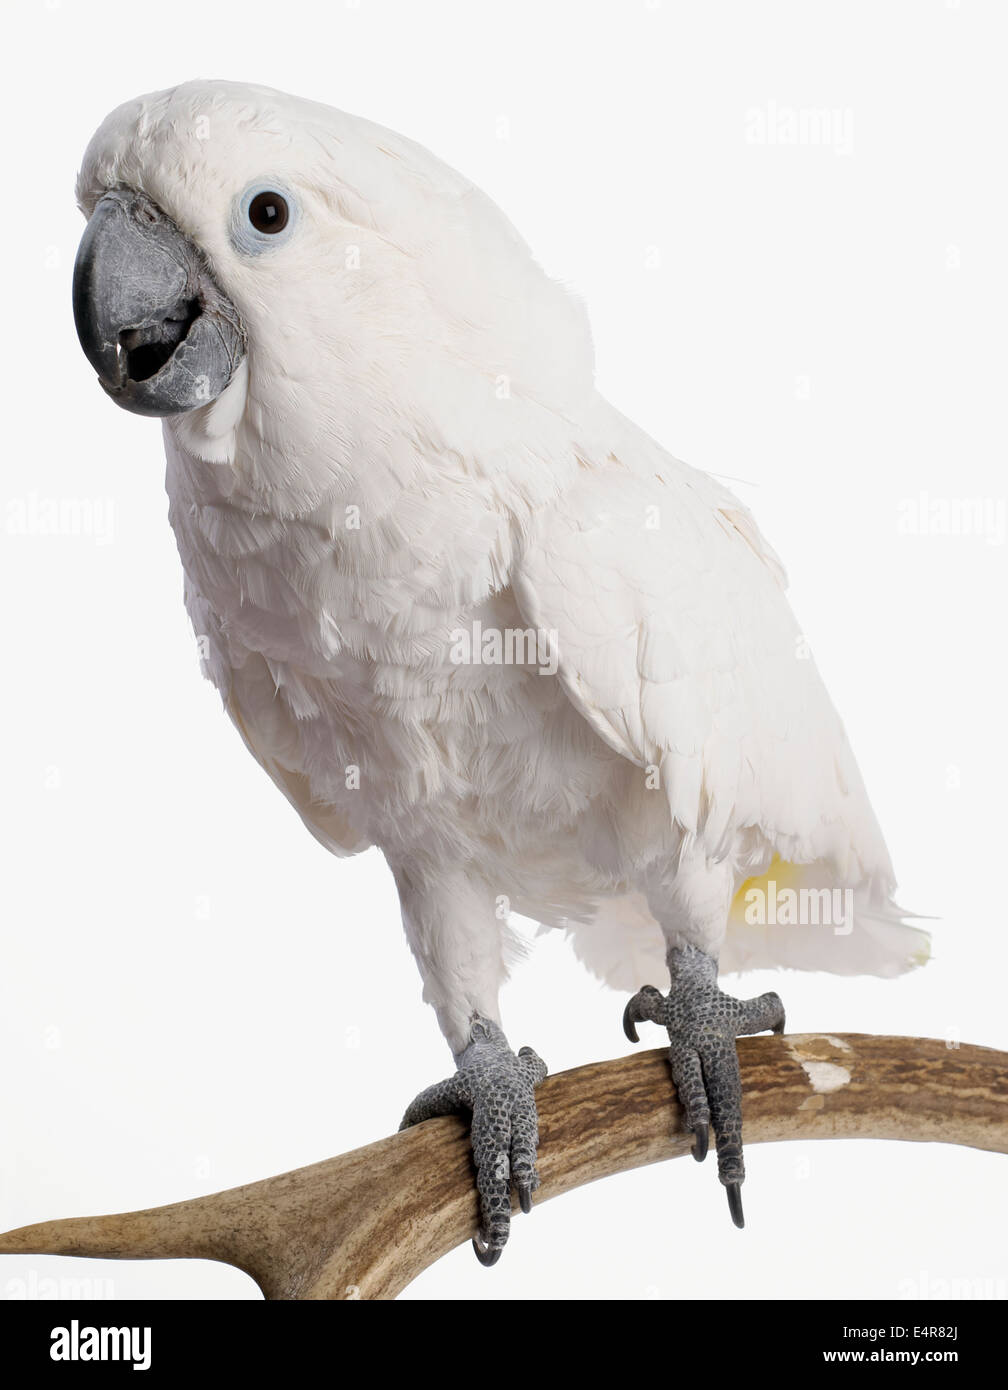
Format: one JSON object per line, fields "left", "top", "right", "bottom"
{"left": 399, "top": 1016, "right": 548, "bottom": 1265}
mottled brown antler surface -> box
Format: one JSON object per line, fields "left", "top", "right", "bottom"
{"left": 1, "top": 1034, "right": 1005, "bottom": 1300}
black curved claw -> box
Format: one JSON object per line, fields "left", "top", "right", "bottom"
{"left": 518, "top": 1183, "right": 533, "bottom": 1215}
{"left": 726, "top": 1182, "right": 745, "bottom": 1229}
{"left": 692, "top": 1123, "right": 709, "bottom": 1163}
{"left": 622, "top": 1000, "right": 640, "bottom": 1044}
{"left": 472, "top": 1236, "right": 502, "bottom": 1267}
{"left": 773, "top": 1011, "right": 787, "bottom": 1036}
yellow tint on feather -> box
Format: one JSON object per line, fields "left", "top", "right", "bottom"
{"left": 730, "top": 855, "right": 803, "bottom": 922}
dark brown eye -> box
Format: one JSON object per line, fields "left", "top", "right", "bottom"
{"left": 247, "top": 191, "right": 289, "bottom": 234}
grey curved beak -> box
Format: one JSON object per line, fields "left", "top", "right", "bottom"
{"left": 72, "top": 188, "right": 245, "bottom": 417}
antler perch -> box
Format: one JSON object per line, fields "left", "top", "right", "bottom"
{"left": 1, "top": 1034, "right": 1005, "bottom": 1299}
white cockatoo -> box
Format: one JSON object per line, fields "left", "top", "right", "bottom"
{"left": 73, "top": 80, "right": 928, "bottom": 1261}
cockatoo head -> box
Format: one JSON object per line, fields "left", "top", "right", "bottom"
{"left": 73, "top": 80, "right": 593, "bottom": 476}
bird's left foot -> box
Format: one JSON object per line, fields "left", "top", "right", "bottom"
{"left": 623, "top": 943, "right": 785, "bottom": 1228}
{"left": 399, "top": 1016, "right": 548, "bottom": 1266}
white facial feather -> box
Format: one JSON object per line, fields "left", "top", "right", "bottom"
{"left": 76, "top": 81, "right": 595, "bottom": 514}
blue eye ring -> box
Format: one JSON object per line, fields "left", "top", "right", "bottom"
{"left": 231, "top": 181, "right": 298, "bottom": 254}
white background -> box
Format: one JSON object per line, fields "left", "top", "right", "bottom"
{"left": 1, "top": 0, "right": 1005, "bottom": 1301}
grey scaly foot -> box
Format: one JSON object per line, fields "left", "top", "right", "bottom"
{"left": 399, "top": 1015, "right": 548, "bottom": 1266}
{"left": 623, "top": 943, "right": 785, "bottom": 1228}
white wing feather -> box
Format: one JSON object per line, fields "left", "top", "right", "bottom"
{"left": 514, "top": 409, "right": 929, "bottom": 977}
